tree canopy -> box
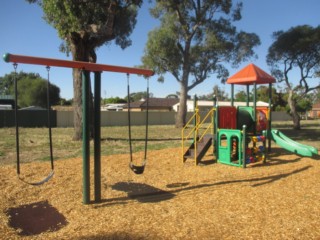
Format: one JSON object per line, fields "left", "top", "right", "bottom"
{"left": 197, "top": 85, "right": 229, "bottom": 101}
{"left": 142, "top": 0, "right": 260, "bottom": 127}
{"left": 267, "top": 25, "right": 320, "bottom": 129}
{"left": 0, "top": 71, "right": 60, "bottom": 108}
{"left": 27, "top": 0, "right": 143, "bottom": 140}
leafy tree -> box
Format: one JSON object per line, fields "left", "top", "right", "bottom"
{"left": 293, "top": 86, "right": 313, "bottom": 116}
{"left": 296, "top": 98, "right": 312, "bottom": 114}
{"left": 273, "top": 90, "right": 287, "bottom": 111}
{"left": 0, "top": 71, "right": 39, "bottom": 95}
{"left": 59, "top": 98, "right": 73, "bottom": 106}
{"left": 254, "top": 86, "right": 285, "bottom": 111}
{"left": 28, "top": 0, "right": 143, "bottom": 140}
{"left": 0, "top": 71, "right": 60, "bottom": 108}
{"left": 141, "top": 0, "right": 260, "bottom": 127}
{"left": 212, "top": 85, "right": 229, "bottom": 101}
{"left": 103, "top": 97, "right": 127, "bottom": 104}
{"left": 309, "top": 88, "right": 320, "bottom": 104}
{"left": 198, "top": 85, "right": 229, "bottom": 101}
{"left": 166, "top": 94, "right": 179, "bottom": 99}
{"left": 267, "top": 25, "right": 320, "bottom": 129}
{"left": 126, "top": 91, "right": 154, "bottom": 102}
{"left": 234, "top": 90, "right": 248, "bottom": 102}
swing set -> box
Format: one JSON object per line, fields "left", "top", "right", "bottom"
{"left": 3, "top": 53, "right": 154, "bottom": 204}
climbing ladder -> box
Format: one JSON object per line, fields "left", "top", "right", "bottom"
{"left": 182, "top": 108, "right": 215, "bottom": 165}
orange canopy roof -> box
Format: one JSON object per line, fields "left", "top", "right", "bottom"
{"left": 227, "top": 63, "right": 276, "bottom": 85}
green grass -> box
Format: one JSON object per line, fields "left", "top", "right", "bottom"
{"left": 0, "top": 125, "right": 182, "bottom": 165}
{"left": 0, "top": 120, "right": 319, "bottom": 166}
{"left": 271, "top": 119, "right": 320, "bottom": 149}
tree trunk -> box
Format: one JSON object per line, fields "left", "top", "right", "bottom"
{"left": 175, "top": 82, "right": 188, "bottom": 128}
{"left": 72, "top": 68, "right": 83, "bottom": 140}
{"left": 70, "top": 35, "right": 94, "bottom": 140}
{"left": 288, "top": 89, "right": 301, "bottom": 130}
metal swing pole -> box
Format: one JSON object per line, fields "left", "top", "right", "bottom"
{"left": 82, "top": 70, "right": 90, "bottom": 204}
{"left": 83, "top": 70, "right": 102, "bottom": 204}
{"left": 94, "top": 71, "right": 101, "bottom": 203}
{"left": 3, "top": 52, "right": 154, "bottom": 204}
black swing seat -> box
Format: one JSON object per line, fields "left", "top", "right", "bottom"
{"left": 18, "top": 170, "right": 54, "bottom": 186}
{"left": 129, "top": 161, "right": 146, "bottom": 175}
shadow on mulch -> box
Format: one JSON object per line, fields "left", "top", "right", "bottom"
{"left": 111, "top": 182, "right": 175, "bottom": 203}
{"left": 5, "top": 200, "right": 68, "bottom": 236}
{"left": 95, "top": 165, "right": 312, "bottom": 208}
{"left": 76, "top": 232, "right": 150, "bottom": 240}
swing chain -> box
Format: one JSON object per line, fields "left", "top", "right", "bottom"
{"left": 127, "top": 73, "right": 149, "bottom": 175}
{"left": 13, "top": 64, "right": 55, "bottom": 185}
{"left": 45, "top": 66, "right": 54, "bottom": 170}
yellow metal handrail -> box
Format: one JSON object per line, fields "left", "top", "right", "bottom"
{"left": 181, "top": 109, "right": 200, "bottom": 162}
{"left": 196, "top": 108, "right": 215, "bottom": 143}
{"left": 182, "top": 108, "right": 216, "bottom": 164}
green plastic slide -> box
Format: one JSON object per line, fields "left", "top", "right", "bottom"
{"left": 270, "top": 129, "right": 318, "bottom": 157}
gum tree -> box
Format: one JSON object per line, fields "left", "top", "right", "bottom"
{"left": 27, "top": 0, "right": 143, "bottom": 139}
{"left": 141, "top": 0, "right": 260, "bottom": 127}
{"left": 267, "top": 25, "right": 320, "bottom": 129}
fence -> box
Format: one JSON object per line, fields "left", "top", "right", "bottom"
{"left": 57, "top": 111, "right": 197, "bottom": 127}
{"left": 0, "top": 110, "right": 291, "bottom": 128}
{"left": 0, "top": 110, "right": 57, "bottom": 127}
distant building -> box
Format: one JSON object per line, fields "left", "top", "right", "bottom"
{"left": 101, "top": 104, "right": 125, "bottom": 111}
{"left": 309, "top": 102, "right": 320, "bottom": 119}
{"left": 173, "top": 100, "right": 269, "bottom": 112}
{"left": 123, "top": 98, "right": 179, "bottom": 112}
{"left": 19, "top": 106, "right": 47, "bottom": 110}
{"left": 0, "top": 104, "right": 12, "bottom": 110}
{"left": 0, "top": 95, "right": 15, "bottom": 109}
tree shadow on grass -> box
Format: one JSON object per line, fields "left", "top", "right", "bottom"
{"left": 278, "top": 129, "right": 320, "bottom": 143}
{"left": 5, "top": 200, "right": 68, "bottom": 236}
{"left": 94, "top": 166, "right": 312, "bottom": 208}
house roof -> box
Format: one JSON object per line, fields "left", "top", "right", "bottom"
{"left": 124, "top": 98, "right": 179, "bottom": 109}
{"left": 19, "top": 106, "right": 47, "bottom": 110}
{"left": 227, "top": 63, "right": 276, "bottom": 85}
{"left": 124, "top": 98, "right": 179, "bottom": 108}
{"left": 312, "top": 102, "right": 320, "bottom": 110}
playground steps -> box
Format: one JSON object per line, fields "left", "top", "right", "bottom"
{"left": 183, "top": 135, "right": 213, "bottom": 165}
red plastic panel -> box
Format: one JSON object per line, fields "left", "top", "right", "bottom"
{"left": 218, "top": 106, "right": 237, "bottom": 129}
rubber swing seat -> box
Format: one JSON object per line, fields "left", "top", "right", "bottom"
{"left": 129, "top": 162, "right": 145, "bottom": 175}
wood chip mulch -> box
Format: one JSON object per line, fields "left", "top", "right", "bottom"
{"left": 0, "top": 147, "right": 319, "bottom": 240}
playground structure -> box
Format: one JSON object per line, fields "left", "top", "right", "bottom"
{"left": 182, "top": 64, "right": 318, "bottom": 166}
{"left": 3, "top": 53, "right": 154, "bottom": 204}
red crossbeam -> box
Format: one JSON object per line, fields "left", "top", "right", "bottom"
{"left": 3, "top": 53, "right": 154, "bottom": 76}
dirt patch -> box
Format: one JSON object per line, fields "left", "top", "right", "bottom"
{"left": 0, "top": 147, "right": 319, "bottom": 239}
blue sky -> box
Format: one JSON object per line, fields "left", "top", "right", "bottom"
{"left": 0, "top": 0, "right": 319, "bottom": 100}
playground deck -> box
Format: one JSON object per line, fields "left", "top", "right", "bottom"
{"left": 0, "top": 146, "right": 319, "bottom": 239}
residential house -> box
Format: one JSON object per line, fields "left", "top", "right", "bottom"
{"left": 123, "top": 98, "right": 179, "bottom": 112}
{"left": 0, "top": 95, "right": 15, "bottom": 109}
{"left": 309, "top": 102, "right": 320, "bottom": 119}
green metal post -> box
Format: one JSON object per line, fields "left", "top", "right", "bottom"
{"left": 268, "top": 83, "right": 272, "bottom": 152}
{"left": 94, "top": 72, "right": 101, "bottom": 203}
{"left": 82, "top": 70, "right": 90, "bottom": 204}
{"left": 193, "top": 94, "right": 198, "bottom": 143}
{"left": 212, "top": 95, "right": 217, "bottom": 158}
{"left": 246, "top": 85, "right": 250, "bottom": 107}
{"left": 193, "top": 94, "right": 198, "bottom": 126}
{"left": 231, "top": 84, "right": 234, "bottom": 107}
{"left": 242, "top": 125, "right": 247, "bottom": 168}
{"left": 253, "top": 83, "right": 257, "bottom": 135}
